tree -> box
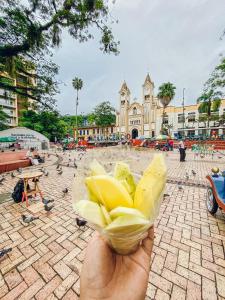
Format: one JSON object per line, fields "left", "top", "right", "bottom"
{"left": 72, "top": 77, "right": 83, "bottom": 140}
{"left": 0, "top": 107, "right": 10, "bottom": 130}
{"left": 0, "top": 0, "right": 119, "bottom": 108}
{"left": 157, "top": 82, "right": 176, "bottom": 134}
{"left": 93, "top": 101, "right": 116, "bottom": 127}
{"left": 197, "top": 90, "right": 222, "bottom": 135}
{"left": 19, "top": 110, "right": 67, "bottom": 141}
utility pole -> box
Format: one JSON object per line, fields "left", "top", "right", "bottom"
{"left": 182, "top": 88, "right": 185, "bottom": 138}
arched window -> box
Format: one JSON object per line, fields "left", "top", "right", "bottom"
{"left": 133, "top": 107, "right": 137, "bottom": 115}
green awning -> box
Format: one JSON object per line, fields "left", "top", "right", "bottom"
{"left": 0, "top": 137, "right": 17, "bottom": 142}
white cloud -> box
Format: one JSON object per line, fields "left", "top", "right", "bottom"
{"left": 54, "top": 0, "right": 225, "bottom": 114}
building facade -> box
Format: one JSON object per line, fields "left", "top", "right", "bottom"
{"left": 116, "top": 74, "right": 158, "bottom": 138}
{"left": 0, "top": 71, "right": 36, "bottom": 127}
{"left": 74, "top": 124, "right": 117, "bottom": 141}
{"left": 156, "top": 100, "right": 225, "bottom": 137}
{"left": 116, "top": 74, "right": 225, "bottom": 138}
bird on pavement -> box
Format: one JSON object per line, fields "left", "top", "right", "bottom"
{"left": 76, "top": 217, "right": 87, "bottom": 228}
{"left": 67, "top": 163, "right": 70, "bottom": 167}
{"left": 17, "top": 168, "right": 22, "bottom": 174}
{"left": 42, "top": 198, "right": 54, "bottom": 205}
{"left": 11, "top": 172, "right": 16, "bottom": 178}
{"left": 44, "top": 170, "right": 49, "bottom": 176}
{"left": 56, "top": 164, "right": 60, "bottom": 170}
{"left": 185, "top": 172, "right": 189, "bottom": 180}
{"left": 192, "top": 170, "right": 196, "bottom": 176}
{"left": 74, "top": 162, "right": 78, "bottom": 169}
{"left": 44, "top": 204, "right": 54, "bottom": 212}
{"left": 57, "top": 169, "right": 63, "bottom": 175}
{"left": 178, "top": 182, "right": 183, "bottom": 190}
{"left": 0, "top": 176, "right": 5, "bottom": 184}
{"left": 21, "top": 214, "right": 39, "bottom": 224}
{"left": 62, "top": 188, "right": 68, "bottom": 195}
{"left": 0, "top": 248, "right": 12, "bottom": 258}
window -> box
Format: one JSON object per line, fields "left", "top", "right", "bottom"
{"left": 178, "top": 114, "right": 185, "bottom": 123}
{"left": 93, "top": 129, "right": 95, "bottom": 134}
{"left": 79, "top": 130, "right": 82, "bottom": 135}
{"left": 87, "top": 130, "right": 89, "bottom": 135}
{"left": 133, "top": 107, "right": 137, "bottom": 115}
{"left": 97, "top": 129, "right": 99, "bottom": 134}
{"left": 188, "top": 112, "right": 195, "bottom": 122}
{"left": 83, "top": 130, "right": 85, "bottom": 135}
{"left": 111, "top": 127, "right": 113, "bottom": 133}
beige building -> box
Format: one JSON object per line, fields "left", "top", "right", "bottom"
{"left": 156, "top": 100, "right": 225, "bottom": 137}
{"left": 0, "top": 71, "right": 36, "bottom": 127}
{"left": 116, "top": 74, "right": 158, "bottom": 138}
{"left": 116, "top": 74, "right": 225, "bottom": 138}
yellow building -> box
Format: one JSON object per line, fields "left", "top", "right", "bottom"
{"left": 74, "top": 124, "right": 117, "bottom": 141}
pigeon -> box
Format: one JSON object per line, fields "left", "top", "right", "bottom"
{"left": 17, "top": 168, "right": 22, "bottom": 174}
{"left": 163, "top": 193, "right": 170, "bottom": 197}
{"left": 178, "top": 182, "right": 183, "bottom": 190}
{"left": 0, "top": 248, "right": 12, "bottom": 258}
{"left": 44, "top": 204, "right": 54, "bottom": 211}
{"left": 74, "top": 174, "right": 76, "bottom": 177}
{"left": 67, "top": 163, "right": 70, "bottom": 167}
{"left": 62, "top": 188, "right": 68, "bottom": 194}
{"left": 0, "top": 177, "right": 5, "bottom": 184}
{"left": 42, "top": 198, "right": 54, "bottom": 205}
{"left": 44, "top": 171, "right": 49, "bottom": 176}
{"left": 218, "top": 156, "right": 222, "bottom": 159}
{"left": 57, "top": 170, "right": 63, "bottom": 175}
{"left": 185, "top": 173, "right": 189, "bottom": 180}
{"left": 21, "top": 214, "right": 39, "bottom": 224}
{"left": 56, "top": 164, "right": 60, "bottom": 170}
{"left": 76, "top": 217, "right": 87, "bottom": 228}
{"left": 74, "top": 163, "right": 78, "bottom": 169}
{"left": 11, "top": 172, "right": 16, "bottom": 178}
{"left": 192, "top": 170, "right": 196, "bottom": 176}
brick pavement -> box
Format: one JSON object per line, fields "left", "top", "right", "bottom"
{"left": 0, "top": 147, "right": 225, "bottom": 299}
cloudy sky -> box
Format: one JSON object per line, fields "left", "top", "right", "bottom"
{"left": 53, "top": 0, "right": 225, "bottom": 115}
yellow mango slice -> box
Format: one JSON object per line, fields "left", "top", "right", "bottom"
{"left": 134, "top": 154, "right": 167, "bottom": 219}
{"left": 89, "top": 159, "right": 106, "bottom": 176}
{"left": 74, "top": 200, "right": 106, "bottom": 227}
{"left": 110, "top": 206, "right": 146, "bottom": 220}
{"left": 105, "top": 215, "right": 149, "bottom": 234}
{"left": 100, "top": 205, "right": 112, "bottom": 225}
{"left": 114, "top": 162, "right": 136, "bottom": 199}
{"left": 85, "top": 175, "right": 133, "bottom": 210}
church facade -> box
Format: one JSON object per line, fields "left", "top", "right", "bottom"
{"left": 116, "top": 74, "right": 159, "bottom": 138}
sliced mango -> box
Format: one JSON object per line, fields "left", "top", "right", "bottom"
{"left": 134, "top": 154, "right": 167, "bottom": 219}
{"left": 89, "top": 159, "right": 106, "bottom": 176}
{"left": 74, "top": 200, "right": 106, "bottom": 227}
{"left": 114, "top": 162, "right": 136, "bottom": 199}
{"left": 85, "top": 175, "right": 133, "bottom": 210}
{"left": 105, "top": 215, "right": 149, "bottom": 234}
{"left": 100, "top": 205, "right": 112, "bottom": 225}
{"left": 110, "top": 206, "right": 146, "bottom": 220}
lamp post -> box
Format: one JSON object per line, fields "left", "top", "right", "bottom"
{"left": 182, "top": 88, "right": 185, "bottom": 138}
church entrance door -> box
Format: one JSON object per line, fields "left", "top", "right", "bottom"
{"left": 132, "top": 128, "right": 138, "bottom": 139}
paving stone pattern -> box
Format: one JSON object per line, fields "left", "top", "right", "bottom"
{"left": 0, "top": 148, "right": 225, "bottom": 299}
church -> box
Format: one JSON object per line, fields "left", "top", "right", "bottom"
{"left": 116, "top": 74, "right": 159, "bottom": 139}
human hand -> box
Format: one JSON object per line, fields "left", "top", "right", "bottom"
{"left": 80, "top": 227, "right": 154, "bottom": 300}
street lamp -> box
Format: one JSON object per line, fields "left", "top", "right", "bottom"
{"left": 182, "top": 88, "right": 185, "bottom": 138}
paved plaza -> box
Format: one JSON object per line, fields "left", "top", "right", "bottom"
{"left": 0, "top": 147, "right": 225, "bottom": 300}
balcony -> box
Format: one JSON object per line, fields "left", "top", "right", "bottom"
{"left": 0, "top": 100, "right": 16, "bottom": 108}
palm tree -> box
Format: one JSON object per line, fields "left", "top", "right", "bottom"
{"left": 157, "top": 82, "right": 176, "bottom": 134}
{"left": 72, "top": 77, "right": 83, "bottom": 141}
{"left": 197, "top": 89, "right": 221, "bottom": 136}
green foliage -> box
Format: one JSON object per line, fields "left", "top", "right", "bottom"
{"left": 0, "top": 0, "right": 119, "bottom": 108}
{"left": 0, "top": 106, "right": 10, "bottom": 130}
{"left": 93, "top": 101, "right": 116, "bottom": 126}
{"left": 157, "top": 82, "right": 176, "bottom": 107}
{"left": 19, "top": 110, "right": 67, "bottom": 141}
{"left": 72, "top": 77, "right": 83, "bottom": 92}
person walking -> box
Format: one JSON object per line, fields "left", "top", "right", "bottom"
{"left": 178, "top": 139, "right": 186, "bottom": 162}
